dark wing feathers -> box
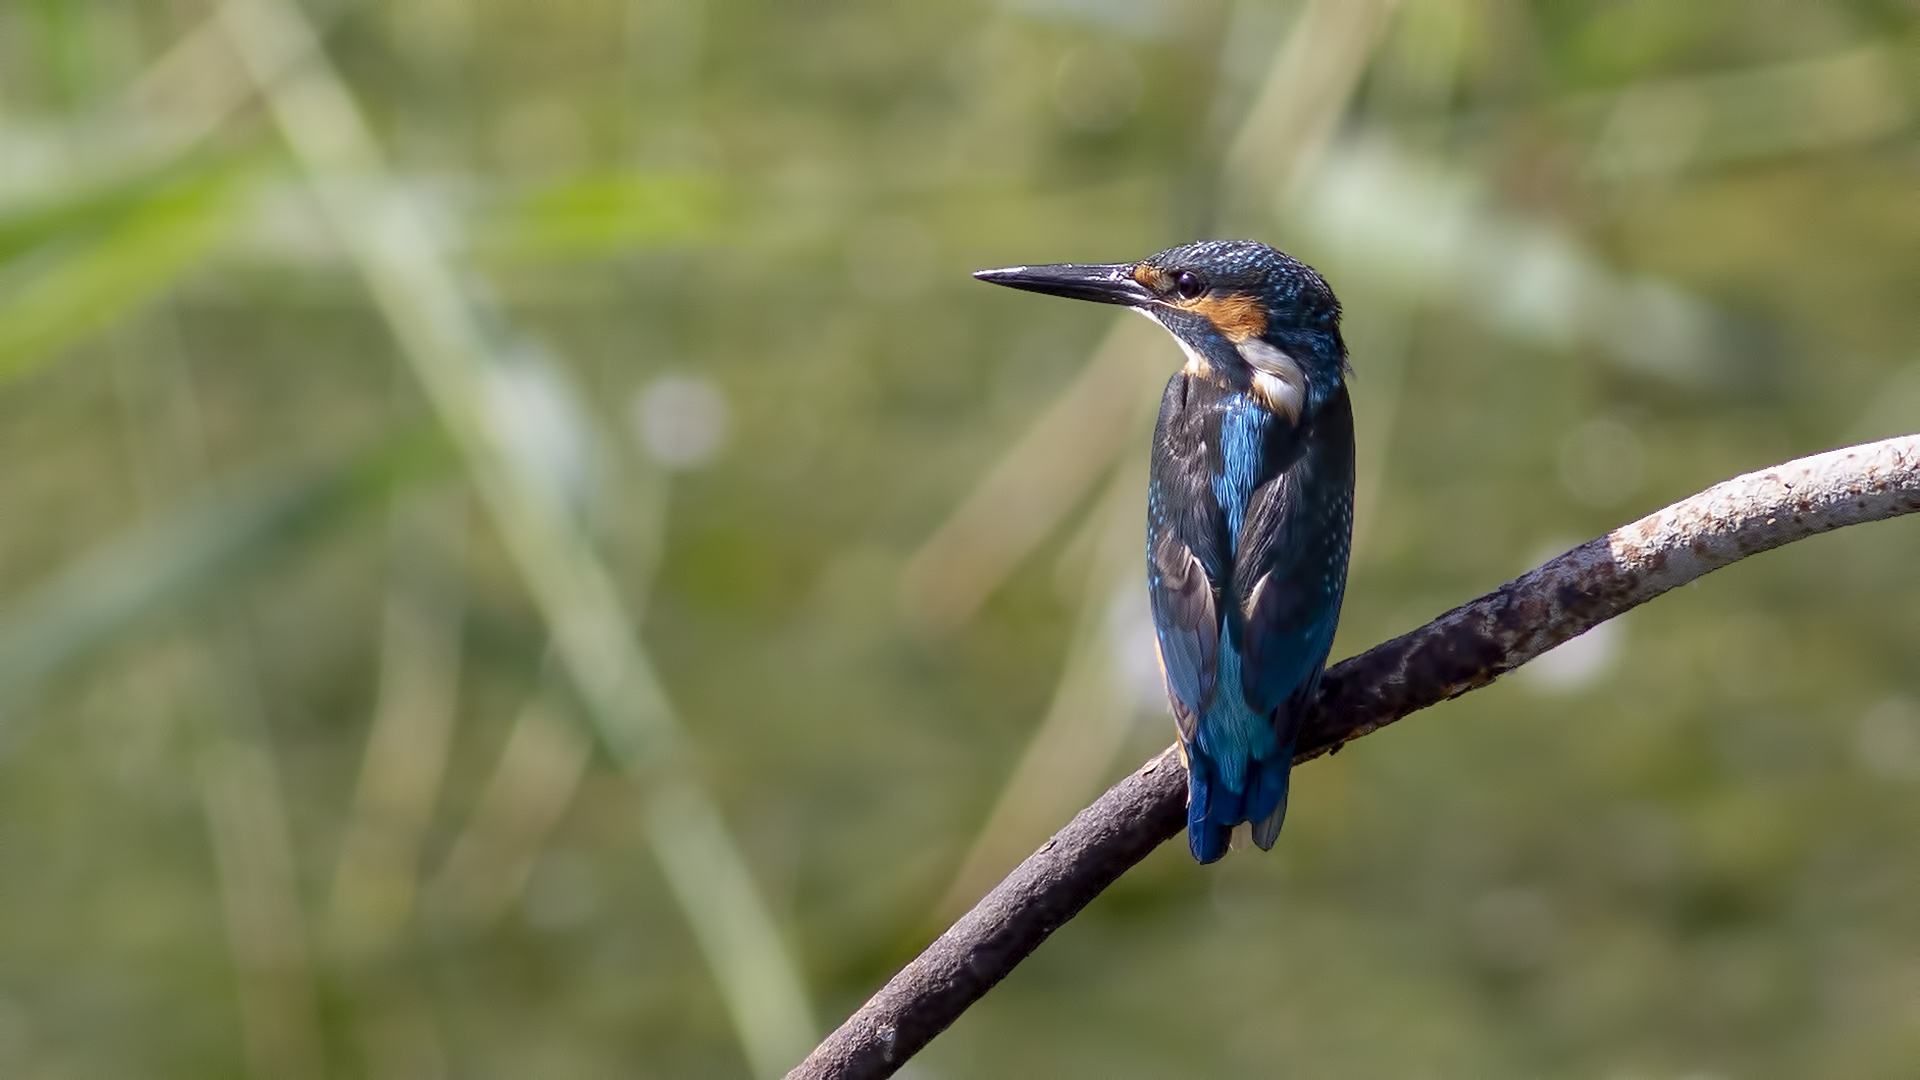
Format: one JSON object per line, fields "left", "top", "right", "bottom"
{"left": 1147, "top": 373, "right": 1226, "bottom": 741}
{"left": 1235, "top": 387, "right": 1355, "bottom": 722}
{"left": 1148, "top": 522, "right": 1216, "bottom": 740}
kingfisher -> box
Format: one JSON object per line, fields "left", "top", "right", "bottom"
{"left": 975, "top": 240, "right": 1354, "bottom": 863}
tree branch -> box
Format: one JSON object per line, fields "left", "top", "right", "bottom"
{"left": 789, "top": 434, "right": 1920, "bottom": 1080}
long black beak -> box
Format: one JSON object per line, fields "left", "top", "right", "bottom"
{"left": 972, "top": 262, "right": 1153, "bottom": 307}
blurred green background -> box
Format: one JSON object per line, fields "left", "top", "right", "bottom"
{"left": 1, "top": 0, "right": 1918, "bottom": 1076}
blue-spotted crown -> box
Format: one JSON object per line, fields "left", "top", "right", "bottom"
{"left": 1136, "top": 239, "right": 1351, "bottom": 415}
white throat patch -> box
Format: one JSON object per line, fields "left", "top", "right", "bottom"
{"left": 1140, "top": 306, "right": 1213, "bottom": 379}
{"left": 1238, "top": 337, "right": 1307, "bottom": 422}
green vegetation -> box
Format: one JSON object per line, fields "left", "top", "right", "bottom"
{"left": 0, "top": 1, "right": 1915, "bottom": 1076}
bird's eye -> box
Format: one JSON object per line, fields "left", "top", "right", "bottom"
{"left": 1173, "top": 270, "right": 1206, "bottom": 300}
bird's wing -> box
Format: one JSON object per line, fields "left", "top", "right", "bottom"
{"left": 1148, "top": 511, "right": 1217, "bottom": 741}
{"left": 1234, "top": 388, "right": 1355, "bottom": 720}
{"left": 1146, "top": 374, "right": 1228, "bottom": 742}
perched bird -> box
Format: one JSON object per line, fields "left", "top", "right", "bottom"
{"left": 975, "top": 240, "right": 1354, "bottom": 863}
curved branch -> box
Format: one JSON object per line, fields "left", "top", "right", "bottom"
{"left": 790, "top": 435, "right": 1920, "bottom": 1080}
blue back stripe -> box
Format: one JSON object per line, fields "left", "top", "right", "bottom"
{"left": 1211, "top": 396, "right": 1268, "bottom": 555}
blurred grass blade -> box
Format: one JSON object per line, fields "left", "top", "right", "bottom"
{"left": 0, "top": 12, "right": 261, "bottom": 212}
{"left": 938, "top": 460, "right": 1147, "bottom": 919}
{"left": 0, "top": 426, "right": 449, "bottom": 713}
{"left": 475, "top": 171, "right": 726, "bottom": 260}
{"left": 1223, "top": 0, "right": 1402, "bottom": 214}
{"left": 0, "top": 162, "right": 225, "bottom": 264}
{"left": 898, "top": 315, "right": 1166, "bottom": 634}
{"left": 431, "top": 448, "right": 671, "bottom": 928}
{"left": 200, "top": 732, "right": 327, "bottom": 1079}
{"left": 218, "top": 2, "right": 816, "bottom": 1073}
{"left": 0, "top": 166, "right": 241, "bottom": 385}
{"left": 195, "top": 638, "right": 328, "bottom": 1080}
{"left": 121, "top": 15, "right": 261, "bottom": 172}
{"left": 329, "top": 489, "right": 467, "bottom": 1079}
{"left": 428, "top": 673, "right": 593, "bottom": 926}
{"left": 646, "top": 780, "right": 818, "bottom": 1064}
{"left": 330, "top": 489, "right": 468, "bottom": 959}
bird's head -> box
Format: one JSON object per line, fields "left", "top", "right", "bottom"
{"left": 975, "top": 239, "right": 1347, "bottom": 422}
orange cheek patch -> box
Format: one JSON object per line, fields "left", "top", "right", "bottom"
{"left": 1189, "top": 292, "right": 1268, "bottom": 342}
{"left": 1136, "top": 269, "right": 1267, "bottom": 342}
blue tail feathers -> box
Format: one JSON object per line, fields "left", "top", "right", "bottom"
{"left": 1248, "top": 751, "right": 1292, "bottom": 850}
{"left": 1184, "top": 743, "right": 1294, "bottom": 863}
{"left": 1185, "top": 753, "right": 1231, "bottom": 863}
